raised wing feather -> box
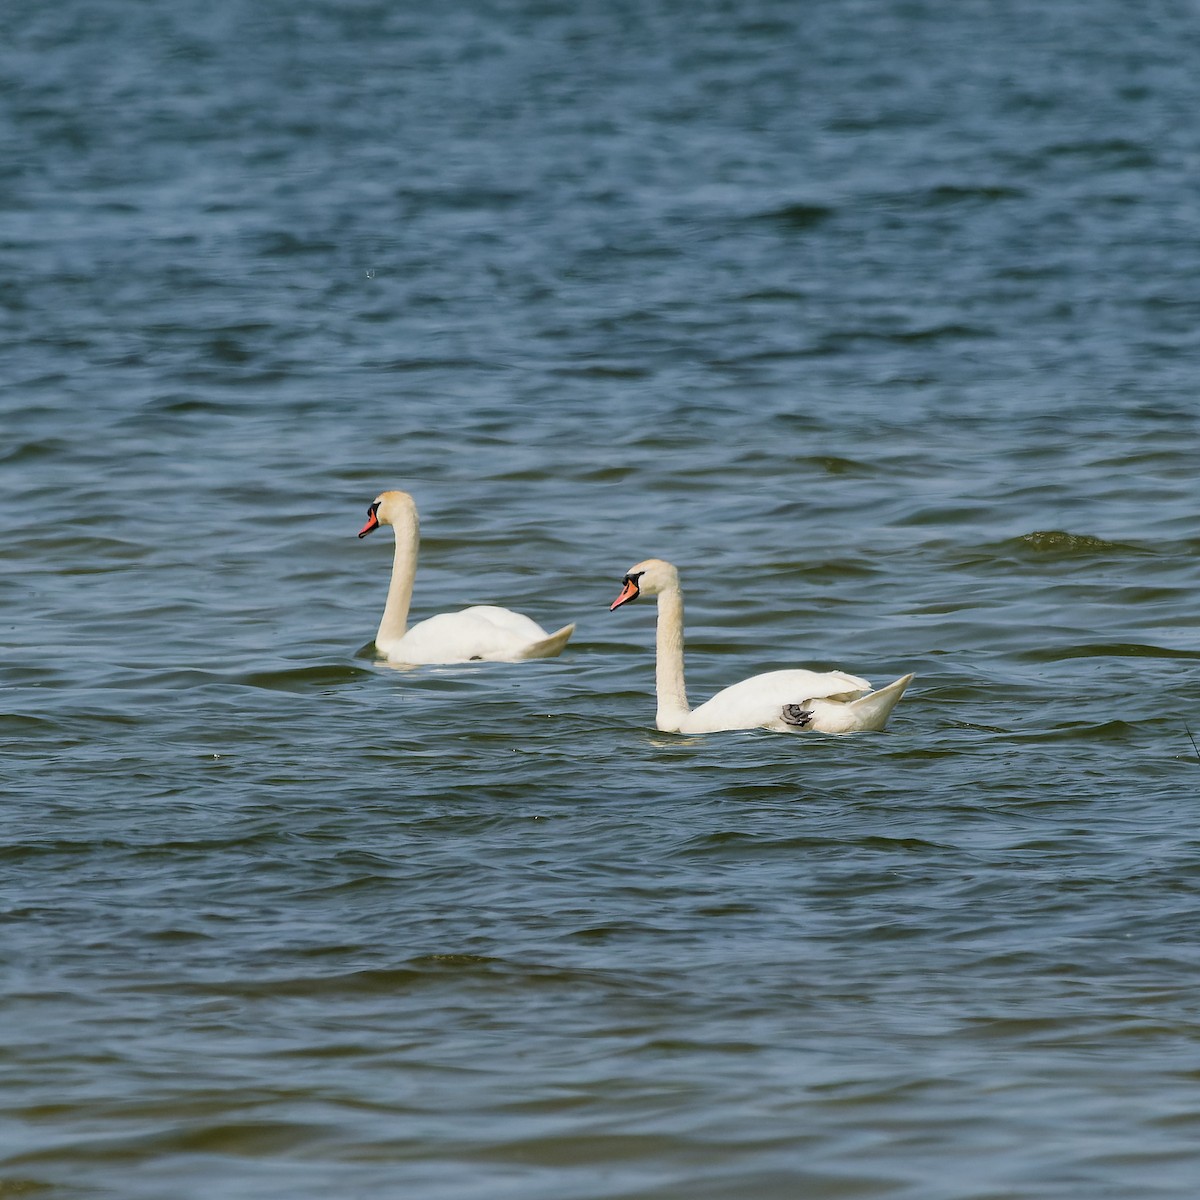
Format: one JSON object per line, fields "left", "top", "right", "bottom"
{"left": 681, "top": 669, "right": 871, "bottom": 734}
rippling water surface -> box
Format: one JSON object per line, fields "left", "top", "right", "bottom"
{"left": 4, "top": 1, "right": 1200, "bottom": 1196}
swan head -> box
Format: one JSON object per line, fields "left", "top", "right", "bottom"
{"left": 358, "top": 490, "right": 417, "bottom": 538}
{"left": 610, "top": 558, "right": 678, "bottom": 610}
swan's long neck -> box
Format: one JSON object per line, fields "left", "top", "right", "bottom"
{"left": 377, "top": 504, "right": 419, "bottom": 647}
{"left": 654, "top": 584, "right": 690, "bottom": 731}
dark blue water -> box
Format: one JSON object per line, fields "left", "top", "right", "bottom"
{"left": 4, "top": 1, "right": 1200, "bottom": 1196}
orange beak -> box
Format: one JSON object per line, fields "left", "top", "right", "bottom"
{"left": 357, "top": 508, "right": 380, "bottom": 538}
{"left": 610, "top": 578, "right": 640, "bottom": 610}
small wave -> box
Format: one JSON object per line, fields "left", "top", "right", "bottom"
{"left": 0, "top": 1178, "right": 55, "bottom": 1195}
{"left": 205, "top": 335, "right": 254, "bottom": 364}
{"left": 142, "top": 957, "right": 639, "bottom": 1001}
{"left": 395, "top": 185, "right": 527, "bottom": 211}
{"left": 0, "top": 713, "right": 61, "bottom": 735}
{"left": 376, "top": 356, "right": 502, "bottom": 373}
{"left": 875, "top": 323, "right": 992, "bottom": 344}
{"left": 815, "top": 323, "right": 992, "bottom": 352}
{"left": 922, "top": 183, "right": 1025, "bottom": 205}
{"left": 236, "top": 664, "right": 373, "bottom": 692}
{"left": 754, "top": 201, "right": 835, "bottom": 229}
{"left": 551, "top": 363, "right": 652, "bottom": 379}
{"left": 1006, "top": 718, "right": 1141, "bottom": 743}
{"left": 1021, "top": 642, "right": 1200, "bottom": 663}
{"left": 0, "top": 438, "right": 71, "bottom": 465}
{"left": 6, "top": 1119, "right": 323, "bottom": 1165}
{"left": 1040, "top": 137, "right": 1156, "bottom": 170}
{"left": 738, "top": 287, "right": 805, "bottom": 303}
{"left": 1006, "top": 530, "right": 1147, "bottom": 557}
{"left": 249, "top": 230, "right": 338, "bottom": 257}
{"left": 858, "top": 834, "right": 950, "bottom": 854}
{"left": 866, "top": 183, "right": 1025, "bottom": 210}
{"left": 797, "top": 454, "right": 875, "bottom": 477}
{"left": 142, "top": 393, "right": 240, "bottom": 415}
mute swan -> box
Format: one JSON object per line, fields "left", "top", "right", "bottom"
{"left": 357, "top": 490, "right": 574, "bottom": 665}
{"left": 610, "top": 558, "right": 912, "bottom": 735}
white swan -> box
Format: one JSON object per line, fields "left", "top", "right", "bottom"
{"left": 610, "top": 558, "right": 912, "bottom": 734}
{"left": 357, "top": 490, "right": 575, "bottom": 665}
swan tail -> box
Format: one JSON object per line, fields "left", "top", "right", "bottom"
{"left": 844, "top": 673, "right": 914, "bottom": 731}
{"left": 518, "top": 623, "right": 575, "bottom": 660}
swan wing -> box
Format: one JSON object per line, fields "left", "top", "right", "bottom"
{"left": 799, "top": 673, "right": 913, "bottom": 733}
{"left": 457, "top": 605, "right": 550, "bottom": 641}
{"left": 384, "top": 608, "right": 566, "bottom": 664}
{"left": 681, "top": 669, "right": 872, "bottom": 734}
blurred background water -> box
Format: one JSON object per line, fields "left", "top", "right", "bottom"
{"left": 3, "top": 0, "right": 1200, "bottom": 1196}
